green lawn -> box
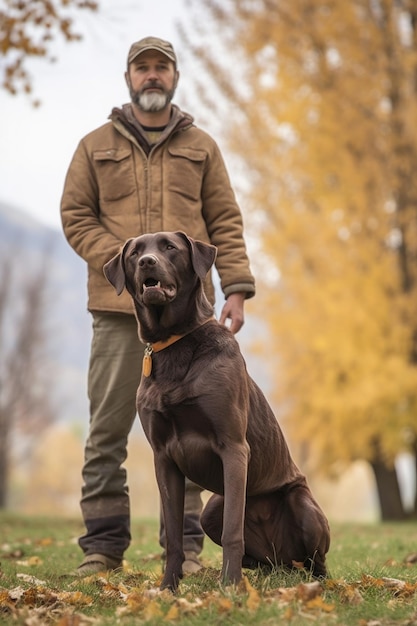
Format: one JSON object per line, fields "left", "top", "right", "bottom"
{"left": 0, "top": 513, "right": 416, "bottom": 625}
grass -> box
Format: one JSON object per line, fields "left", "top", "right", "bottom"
{"left": 0, "top": 512, "right": 417, "bottom": 625}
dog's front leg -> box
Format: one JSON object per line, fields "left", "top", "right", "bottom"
{"left": 155, "top": 454, "right": 185, "bottom": 592}
{"left": 220, "top": 442, "right": 249, "bottom": 585}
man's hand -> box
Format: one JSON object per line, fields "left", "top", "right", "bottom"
{"left": 219, "top": 292, "right": 246, "bottom": 334}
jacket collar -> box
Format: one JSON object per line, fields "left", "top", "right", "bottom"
{"left": 110, "top": 103, "right": 194, "bottom": 152}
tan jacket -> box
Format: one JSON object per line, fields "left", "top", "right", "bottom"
{"left": 61, "top": 104, "right": 255, "bottom": 313}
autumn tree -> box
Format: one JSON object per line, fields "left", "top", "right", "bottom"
{"left": 0, "top": 245, "right": 56, "bottom": 508}
{"left": 0, "top": 0, "right": 97, "bottom": 103}
{"left": 179, "top": 0, "right": 417, "bottom": 519}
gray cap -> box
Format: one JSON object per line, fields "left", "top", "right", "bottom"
{"left": 127, "top": 36, "right": 177, "bottom": 65}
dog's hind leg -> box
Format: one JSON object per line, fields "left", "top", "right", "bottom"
{"left": 202, "top": 493, "right": 274, "bottom": 570}
{"left": 241, "top": 488, "right": 330, "bottom": 577}
{"left": 285, "top": 485, "right": 330, "bottom": 577}
{"left": 201, "top": 493, "right": 223, "bottom": 546}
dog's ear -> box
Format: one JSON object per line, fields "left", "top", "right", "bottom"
{"left": 103, "top": 239, "right": 134, "bottom": 295}
{"left": 176, "top": 232, "right": 217, "bottom": 279}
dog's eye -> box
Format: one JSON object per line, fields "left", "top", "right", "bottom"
{"left": 166, "top": 244, "right": 176, "bottom": 250}
{"left": 130, "top": 250, "right": 138, "bottom": 257}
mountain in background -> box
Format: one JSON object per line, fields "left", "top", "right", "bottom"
{"left": 0, "top": 201, "right": 91, "bottom": 424}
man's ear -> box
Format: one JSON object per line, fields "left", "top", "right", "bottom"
{"left": 103, "top": 239, "right": 134, "bottom": 295}
{"left": 174, "top": 69, "right": 180, "bottom": 89}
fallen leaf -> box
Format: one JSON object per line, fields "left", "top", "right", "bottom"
{"left": 164, "top": 603, "right": 180, "bottom": 620}
{"left": 0, "top": 589, "right": 15, "bottom": 612}
{"left": 216, "top": 597, "right": 233, "bottom": 613}
{"left": 296, "top": 581, "right": 323, "bottom": 602}
{"left": 16, "top": 556, "right": 43, "bottom": 567}
{"left": 339, "top": 585, "right": 363, "bottom": 605}
{"left": 272, "top": 586, "right": 298, "bottom": 603}
{"left": 404, "top": 552, "right": 417, "bottom": 564}
{"left": 243, "top": 575, "right": 261, "bottom": 611}
{"left": 16, "top": 574, "right": 46, "bottom": 585}
{"left": 35, "top": 537, "right": 54, "bottom": 547}
{"left": 176, "top": 596, "right": 203, "bottom": 616}
{"left": 143, "top": 599, "right": 164, "bottom": 620}
{"left": 58, "top": 591, "right": 93, "bottom": 606}
{"left": 304, "top": 595, "right": 335, "bottom": 612}
{"left": 55, "top": 615, "right": 82, "bottom": 626}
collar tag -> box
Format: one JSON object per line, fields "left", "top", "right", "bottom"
{"left": 143, "top": 343, "right": 153, "bottom": 377}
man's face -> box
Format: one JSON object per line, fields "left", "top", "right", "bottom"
{"left": 126, "top": 50, "right": 179, "bottom": 112}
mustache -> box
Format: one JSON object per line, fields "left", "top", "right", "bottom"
{"left": 141, "top": 80, "right": 164, "bottom": 91}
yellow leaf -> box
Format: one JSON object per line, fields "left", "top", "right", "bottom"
{"left": 216, "top": 597, "right": 233, "bottom": 613}
{"left": 305, "top": 596, "right": 335, "bottom": 612}
{"left": 164, "top": 604, "right": 180, "bottom": 621}
{"left": 283, "top": 606, "right": 294, "bottom": 620}
{"left": 0, "top": 590, "right": 14, "bottom": 610}
{"left": 272, "top": 586, "right": 298, "bottom": 603}
{"left": 143, "top": 599, "right": 164, "bottom": 620}
{"left": 340, "top": 585, "right": 363, "bottom": 605}
{"left": 243, "top": 575, "right": 261, "bottom": 611}
{"left": 58, "top": 591, "right": 93, "bottom": 605}
{"left": 36, "top": 537, "right": 54, "bottom": 546}
{"left": 16, "top": 556, "right": 43, "bottom": 567}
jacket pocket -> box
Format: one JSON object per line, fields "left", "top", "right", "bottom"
{"left": 93, "top": 149, "right": 136, "bottom": 202}
{"left": 167, "top": 146, "right": 206, "bottom": 201}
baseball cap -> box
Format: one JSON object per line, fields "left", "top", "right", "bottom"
{"left": 127, "top": 36, "right": 177, "bottom": 65}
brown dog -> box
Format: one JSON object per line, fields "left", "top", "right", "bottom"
{"left": 104, "top": 231, "right": 330, "bottom": 591}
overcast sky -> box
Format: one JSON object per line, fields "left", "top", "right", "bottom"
{"left": 0, "top": 0, "right": 196, "bottom": 230}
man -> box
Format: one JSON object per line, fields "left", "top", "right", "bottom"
{"left": 61, "top": 36, "right": 255, "bottom": 575}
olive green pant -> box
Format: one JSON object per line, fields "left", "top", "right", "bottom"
{"left": 79, "top": 312, "right": 204, "bottom": 561}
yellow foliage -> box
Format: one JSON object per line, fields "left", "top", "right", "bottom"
{"left": 183, "top": 0, "right": 417, "bottom": 480}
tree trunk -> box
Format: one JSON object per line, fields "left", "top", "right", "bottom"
{"left": 0, "top": 411, "right": 9, "bottom": 508}
{"left": 412, "top": 439, "right": 417, "bottom": 518}
{"left": 369, "top": 440, "right": 406, "bottom": 520}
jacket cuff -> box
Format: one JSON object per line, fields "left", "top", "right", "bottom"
{"left": 223, "top": 283, "right": 256, "bottom": 300}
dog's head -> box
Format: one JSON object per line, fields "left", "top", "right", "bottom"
{"left": 104, "top": 231, "right": 217, "bottom": 340}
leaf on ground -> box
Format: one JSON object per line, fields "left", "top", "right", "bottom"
{"left": 243, "top": 574, "right": 261, "bottom": 611}
{"left": 57, "top": 591, "right": 93, "bottom": 605}
{"left": 16, "top": 556, "right": 43, "bottom": 567}
{"left": 214, "top": 596, "right": 234, "bottom": 613}
{"left": 304, "top": 595, "right": 335, "bottom": 612}
{"left": 164, "top": 603, "right": 180, "bottom": 620}
{"left": 143, "top": 598, "right": 164, "bottom": 620}
{"left": 0, "top": 547, "right": 24, "bottom": 559}
{"left": 16, "top": 574, "right": 46, "bottom": 585}
{"left": 35, "top": 537, "right": 54, "bottom": 547}
{"left": 296, "top": 581, "right": 323, "bottom": 601}
{"left": 405, "top": 552, "right": 417, "bottom": 565}
{"left": 361, "top": 574, "right": 417, "bottom": 597}
{"left": 325, "top": 578, "right": 363, "bottom": 605}
{"left": 175, "top": 596, "right": 203, "bottom": 615}
{"left": 269, "top": 585, "right": 298, "bottom": 603}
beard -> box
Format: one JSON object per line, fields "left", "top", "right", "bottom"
{"left": 130, "top": 81, "right": 176, "bottom": 112}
